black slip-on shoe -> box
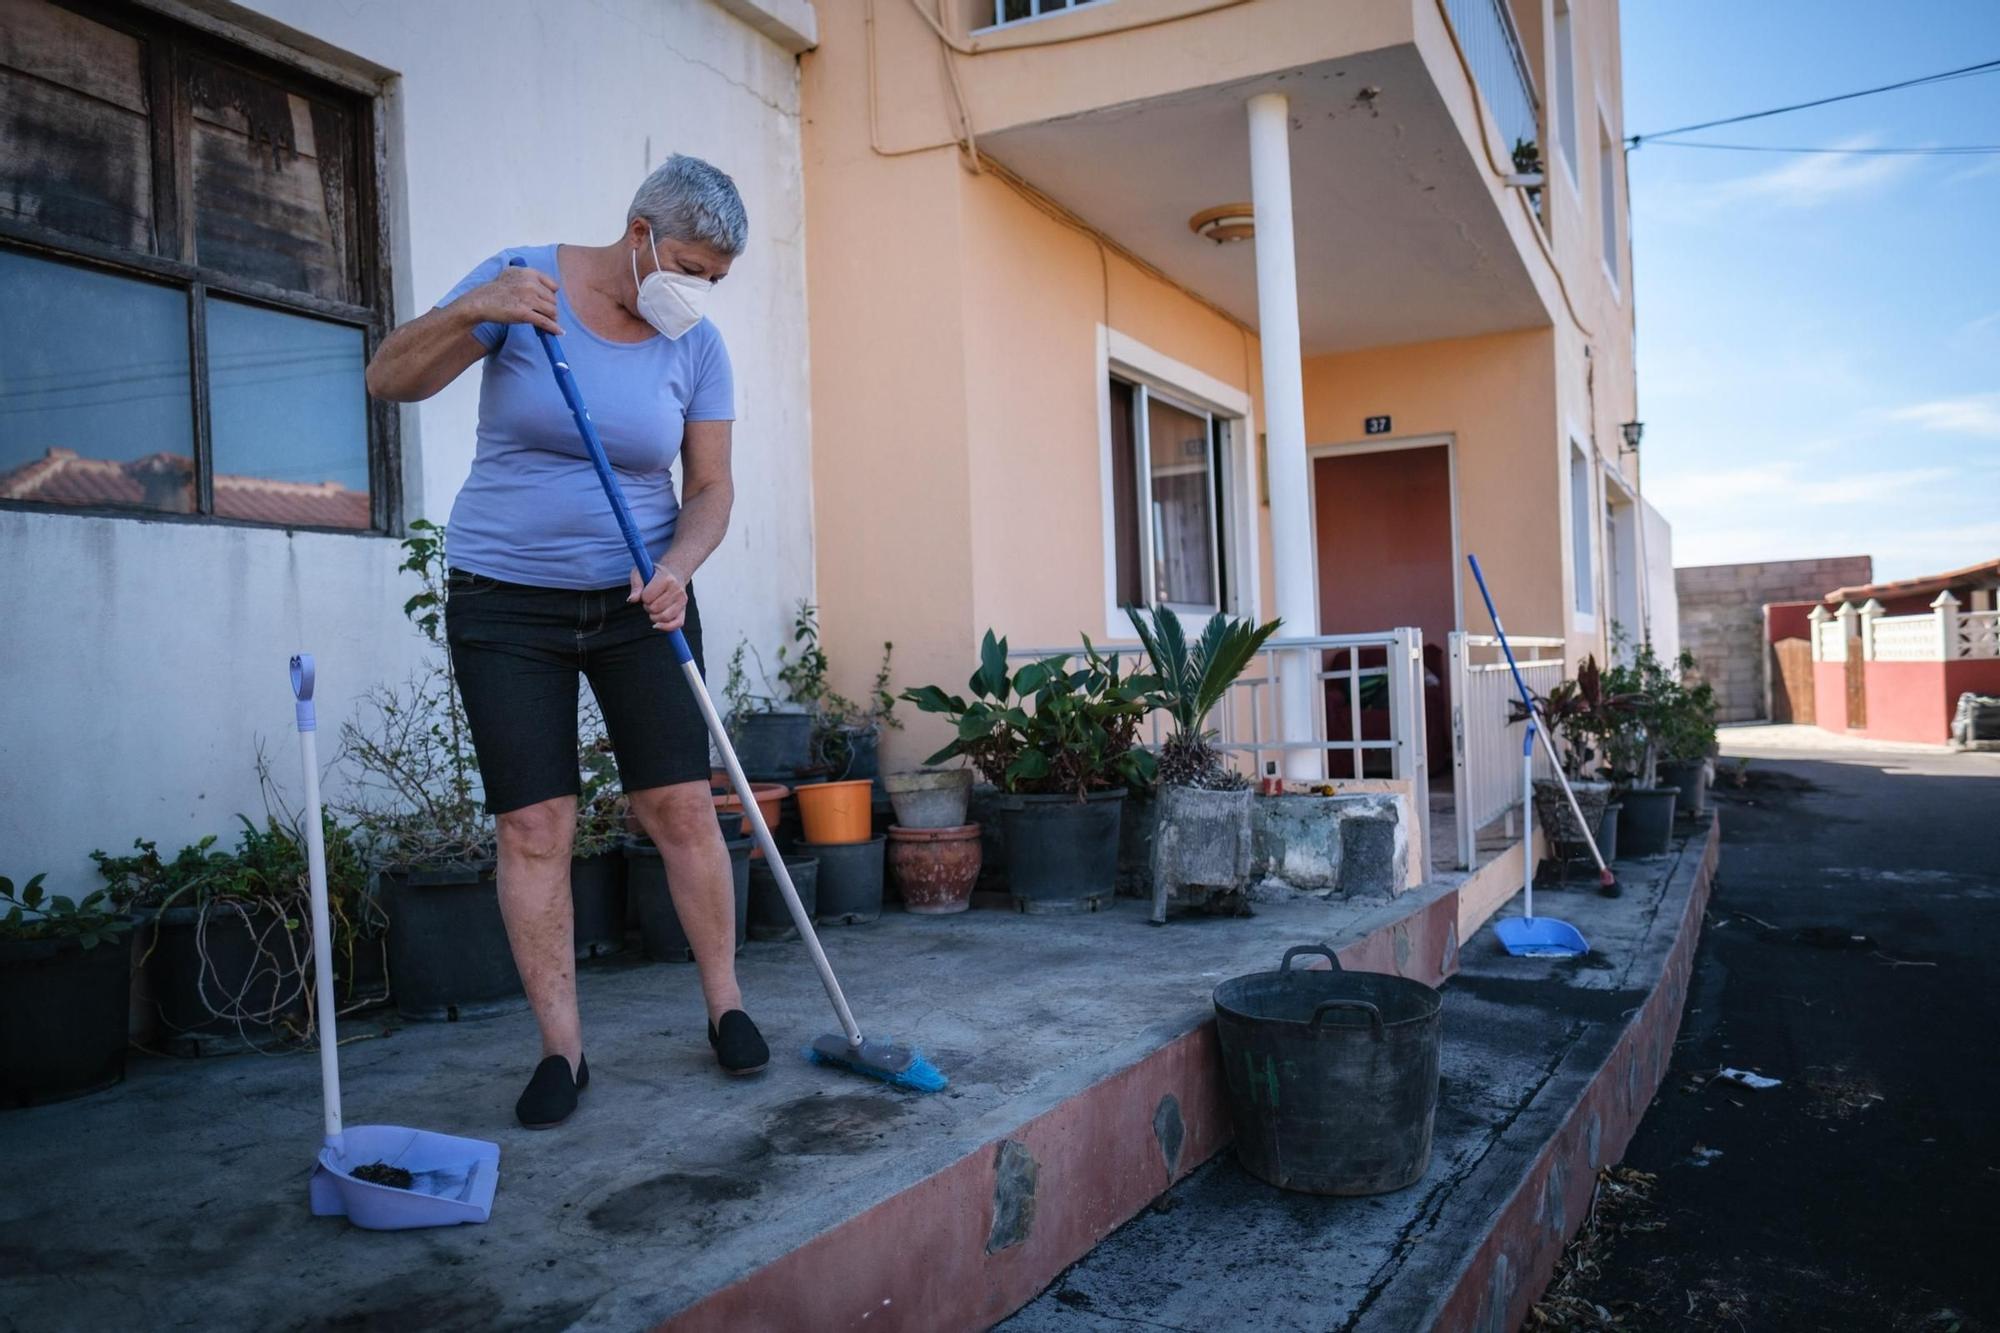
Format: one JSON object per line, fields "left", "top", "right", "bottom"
{"left": 707, "top": 1011, "right": 770, "bottom": 1076}
{"left": 516, "top": 1054, "right": 588, "bottom": 1129}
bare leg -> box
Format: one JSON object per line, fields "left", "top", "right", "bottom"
{"left": 495, "top": 796, "right": 583, "bottom": 1073}
{"left": 629, "top": 781, "right": 742, "bottom": 1022}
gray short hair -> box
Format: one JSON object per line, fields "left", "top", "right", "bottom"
{"left": 628, "top": 154, "right": 748, "bottom": 256}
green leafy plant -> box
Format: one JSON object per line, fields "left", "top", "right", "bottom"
{"left": 1598, "top": 645, "right": 1717, "bottom": 782}
{"left": 901, "top": 631, "right": 1156, "bottom": 798}
{"left": 575, "top": 701, "right": 627, "bottom": 858}
{"left": 0, "top": 874, "right": 131, "bottom": 949}
{"left": 729, "top": 604, "right": 901, "bottom": 775}
{"left": 1126, "top": 606, "right": 1281, "bottom": 790}
{"left": 337, "top": 522, "right": 492, "bottom": 866}
{"left": 1522, "top": 655, "right": 1634, "bottom": 781}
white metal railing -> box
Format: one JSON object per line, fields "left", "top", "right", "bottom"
{"left": 1448, "top": 632, "right": 1563, "bottom": 870}
{"left": 1007, "top": 629, "right": 1431, "bottom": 861}
{"left": 1867, "top": 613, "right": 1938, "bottom": 662}
{"left": 1443, "top": 0, "right": 1541, "bottom": 163}
{"left": 979, "top": 0, "right": 1105, "bottom": 33}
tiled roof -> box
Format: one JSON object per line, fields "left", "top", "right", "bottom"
{"left": 1826, "top": 557, "right": 2000, "bottom": 604}
{"left": 0, "top": 448, "right": 370, "bottom": 529}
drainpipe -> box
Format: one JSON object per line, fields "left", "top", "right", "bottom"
{"left": 1247, "top": 92, "right": 1321, "bottom": 779}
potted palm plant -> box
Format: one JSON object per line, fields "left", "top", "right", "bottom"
{"left": 1, "top": 873, "right": 132, "bottom": 1107}
{"left": 902, "top": 631, "right": 1155, "bottom": 913}
{"left": 338, "top": 522, "right": 517, "bottom": 1022}
{"left": 1128, "top": 607, "right": 1282, "bottom": 922}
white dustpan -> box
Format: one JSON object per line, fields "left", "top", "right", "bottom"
{"left": 292, "top": 654, "right": 500, "bottom": 1230}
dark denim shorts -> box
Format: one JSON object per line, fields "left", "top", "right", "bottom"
{"left": 443, "top": 568, "right": 710, "bottom": 815}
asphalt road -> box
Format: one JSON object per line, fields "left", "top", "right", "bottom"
{"left": 1561, "top": 732, "right": 2000, "bottom": 1331}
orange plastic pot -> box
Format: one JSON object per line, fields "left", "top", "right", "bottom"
{"left": 713, "top": 782, "right": 789, "bottom": 857}
{"left": 795, "top": 779, "right": 874, "bottom": 845}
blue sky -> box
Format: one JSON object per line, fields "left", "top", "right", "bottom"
{"left": 1621, "top": 1, "right": 1999, "bottom": 581}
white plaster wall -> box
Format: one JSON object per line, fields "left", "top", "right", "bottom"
{"left": 0, "top": 0, "right": 814, "bottom": 885}
{"left": 1642, "top": 496, "right": 1680, "bottom": 665}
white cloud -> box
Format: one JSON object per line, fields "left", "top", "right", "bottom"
{"left": 1645, "top": 460, "right": 1954, "bottom": 514}
{"left": 1890, "top": 394, "right": 2000, "bottom": 439}
{"left": 1637, "top": 136, "right": 1914, "bottom": 224}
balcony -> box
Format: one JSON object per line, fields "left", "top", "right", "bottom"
{"left": 878, "top": 0, "right": 1555, "bottom": 353}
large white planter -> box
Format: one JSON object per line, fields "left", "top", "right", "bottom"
{"left": 883, "top": 768, "right": 974, "bottom": 829}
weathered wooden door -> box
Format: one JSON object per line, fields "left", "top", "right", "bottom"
{"left": 1771, "top": 639, "right": 1815, "bottom": 724}
{"left": 1844, "top": 647, "right": 1867, "bottom": 730}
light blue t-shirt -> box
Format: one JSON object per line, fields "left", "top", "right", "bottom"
{"left": 437, "top": 244, "right": 734, "bottom": 590}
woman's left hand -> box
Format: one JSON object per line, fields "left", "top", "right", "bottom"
{"left": 629, "top": 563, "right": 689, "bottom": 632}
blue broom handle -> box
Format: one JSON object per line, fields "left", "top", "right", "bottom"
{"left": 507, "top": 258, "right": 693, "bottom": 666}
{"left": 1467, "top": 554, "right": 1536, "bottom": 712}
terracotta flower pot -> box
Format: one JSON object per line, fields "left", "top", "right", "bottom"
{"left": 795, "top": 779, "right": 874, "bottom": 845}
{"left": 886, "top": 823, "right": 982, "bottom": 914}
{"left": 712, "top": 782, "right": 789, "bottom": 857}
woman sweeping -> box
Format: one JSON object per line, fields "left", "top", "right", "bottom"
{"left": 366, "top": 154, "right": 767, "bottom": 1128}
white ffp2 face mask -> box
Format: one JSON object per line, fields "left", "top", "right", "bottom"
{"left": 631, "top": 232, "right": 711, "bottom": 340}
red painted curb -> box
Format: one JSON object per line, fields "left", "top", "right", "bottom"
{"left": 660, "top": 886, "right": 1465, "bottom": 1331}
{"left": 1430, "top": 818, "right": 1722, "bottom": 1332}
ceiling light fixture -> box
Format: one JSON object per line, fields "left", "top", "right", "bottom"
{"left": 1189, "top": 203, "right": 1255, "bottom": 244}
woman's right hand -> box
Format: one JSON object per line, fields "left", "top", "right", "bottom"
{"left": 458, "top": 265, "right": 564, "bottom": 336}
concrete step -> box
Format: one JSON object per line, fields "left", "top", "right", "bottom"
{"left": 1000, "top": 821, "right": 1719, "bottom": 1332}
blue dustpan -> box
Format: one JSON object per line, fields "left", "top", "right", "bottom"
{"left": 1494, "top": 914, "right": 1590, "bottom": 958}
{"left": 310, "top": 1124, "right": 500, "bottom": 1230}
{"left": 292, "top": 656, "right": 501, "bottom": 1230}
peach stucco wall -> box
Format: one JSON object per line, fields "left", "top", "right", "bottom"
{"left": 1301, "top": 329, "right": 1563, "bottom": 642}
{"left": 803, "top": 0, "right": 1640, "bottom": 770}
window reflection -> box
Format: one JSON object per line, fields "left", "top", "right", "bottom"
{"left": 206, "top": 296, "right": 370, "bottom": 529}
{"left": 0, "top": 249, "right": 195, "bottom": 514}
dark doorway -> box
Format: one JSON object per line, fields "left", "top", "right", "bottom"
{"left": 1313, "top": 446, "right": 1456, "bottom": 774}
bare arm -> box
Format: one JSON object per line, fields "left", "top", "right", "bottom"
{"left": 365, "top": 266, "right": 563, "bottom": 402}
{"left": 629, "top": 419, "right": 734, "bottom": 632}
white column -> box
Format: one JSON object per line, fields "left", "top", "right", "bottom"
{"left": 1834, "top": 602, "right": 1857, "bottom": 661}
{"left": 1248, "top": 91, "right": 1321, "bottom": 779}
{"left": 1933, "top": 590, "right": 1961, "bottom": 660}
{"left": 1858, "top": 598, "right": 1884, "bottom": 660}
{"left": 1807, "top": 604, "right": 1830, "bottom": 662}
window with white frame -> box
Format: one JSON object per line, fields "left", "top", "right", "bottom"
{"left": 1552, "top": 0, "right": 1577, "bottom": 184}
{"left": 1598, "top": 114, "right": 1621, "bottom": 289}
{"left": 1109, "top": 374, "right": 1230, "bottom": 614}
{"left": 978, "top": 0, "right": 1105, "bottom": 31}
{"left": 1570, "top": 441, "right": 1594, "bottom": 618}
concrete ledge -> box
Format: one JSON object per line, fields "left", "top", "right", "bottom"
{"left": 1410, "top": 817, "right": 1721, "bottom": 1332}
{"left": 998, "top": 819, "right": 1721, "bottom": 1332}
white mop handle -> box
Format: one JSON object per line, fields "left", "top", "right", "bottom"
{"left": 1530, "top": 716, "right": 1611, "bottom": 874}
{"left": 292, "top": 655, "right": 342, "bottom": 1143}
{"left": 680, "top": 660, "right": 865, "bottom": 1049}
{"left": 1521, "top": 722, "right": 1535, "bottom": 921}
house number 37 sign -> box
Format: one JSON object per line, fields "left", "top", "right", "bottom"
{"left": 1364, "top": 415, "right": 1392, "bottom": 435}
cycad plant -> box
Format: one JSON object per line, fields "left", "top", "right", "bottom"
{"left": 1126, "top": 607, "right": 1282, "bottom": 790}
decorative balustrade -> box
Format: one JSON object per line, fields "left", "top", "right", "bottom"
{"left": 1814, "top": 593, "right": 1999, "bottom": 662}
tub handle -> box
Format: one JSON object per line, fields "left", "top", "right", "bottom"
{"left": 1280, "top": 944, "right": 1344, "bottom": 972}
{"left": 1310, "top": 1000, "right": 1385, "bottom": 1041}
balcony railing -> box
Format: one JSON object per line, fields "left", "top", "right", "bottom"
{"left": 1447, "top": 632, "right": 1563, "bottom": 870}
{"left": 1442, "top": 0, "right": 1541, "bottom": 163}
{"left": 979, "top": 0, "right": 1107, "bottom": 33}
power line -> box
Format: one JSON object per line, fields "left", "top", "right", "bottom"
{"left": 1627, "top": 57, "right": 2000, "bottom": 147}
{"left": 1645, "top": 139, "right": 2000, "bottom": 156}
